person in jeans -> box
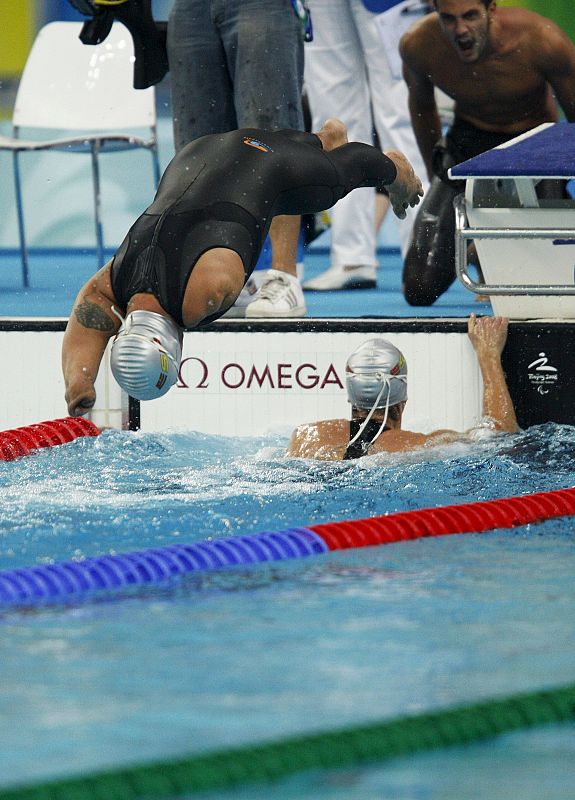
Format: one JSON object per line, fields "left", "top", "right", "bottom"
{"left": 167, "top": 0, "right": 307, "bottom": 318}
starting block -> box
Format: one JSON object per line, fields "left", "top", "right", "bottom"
{"left": 449, "top": 122, "right": 575, "bottom": 319}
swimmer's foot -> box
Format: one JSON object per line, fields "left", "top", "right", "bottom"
{"left": 317, "top": 118, "right": 348, "bottom": 151}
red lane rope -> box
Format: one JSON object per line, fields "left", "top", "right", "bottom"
{"left": 0, "top": 418, "right": 100, "bottom": 461}
{"left": 309, "top": 487, "right": 575, "bottom": 550}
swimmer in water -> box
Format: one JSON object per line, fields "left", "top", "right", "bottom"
{"left": 62, "top": 118, "right": 423, "bottom": 417}
{"left": 399, "top": 0, "right": 575, "bottom": 305}
{"left": 287, "top": 315, "right": 518, "bottom": 460}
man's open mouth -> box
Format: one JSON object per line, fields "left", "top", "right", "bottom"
{"left": 457, "top": 39, "right": 474, "bottom": 53}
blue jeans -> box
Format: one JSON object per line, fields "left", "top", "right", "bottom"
{"left": 167, "top": 0, "right": 305, "bottom": 151}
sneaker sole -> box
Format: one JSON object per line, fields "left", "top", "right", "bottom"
{"left": 245, "top": 306, "right": 307, "bottom": 319}
{"left": 220, "top": 306, "right": 247, "bottom": 319}
{"left": 303, "top": 278, "right": 377, "bottom": 292}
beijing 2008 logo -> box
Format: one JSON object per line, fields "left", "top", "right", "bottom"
{"left": 526, "top": 352, "right": 558, "bottom": 395}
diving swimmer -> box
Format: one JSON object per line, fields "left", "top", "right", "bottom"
{"left": 62, "top": 119, "right": 423, "bottom": 416}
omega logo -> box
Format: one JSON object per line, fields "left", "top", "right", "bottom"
{"left": 177, "top": 357, "right": 343, "bottom": 391}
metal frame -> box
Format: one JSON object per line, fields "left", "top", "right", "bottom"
{"left": 453, "top": 193, "right": 575, "bottom": 297}
{"left": 9, "top": 125, "right": 161, "bottom": 288}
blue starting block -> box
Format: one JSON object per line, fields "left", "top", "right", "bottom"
{"left": 449, "top": 122, "right": 575, "bottom": 319}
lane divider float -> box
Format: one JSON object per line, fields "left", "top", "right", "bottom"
{"left": 1, "top": 485, "right": 574, "bottom": 608}
{"left": 2, "top": 682, "right": 575, "bottom": 798}
{"left": 0, "top": 417, "right": 100, "bottom": 461}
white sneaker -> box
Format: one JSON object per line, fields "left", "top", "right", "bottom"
{"left": 221, "top": 274, "right": 263, "bottom": 319}
{"left": 303, "top": 264, "right": 377, "bottom": 291}
{"left": 245, "top": 269, "right": 306, "bottom": 318}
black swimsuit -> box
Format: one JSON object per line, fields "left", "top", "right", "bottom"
{"left": 343, "top": 419, "right": 390, "bottom": 460}
{"left": 111, "top": 128, "right": 397, "bottom": 326}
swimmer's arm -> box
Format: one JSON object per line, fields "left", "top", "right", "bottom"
{"left": 419, "top": 318, "right": 519, "bottom": 440}
{"left": 62, "top": 262, "right": 120, "bottom": 417}
{"left": 397, "top": 317, "right": 519, "bottom": 448}
{"left": 400, "top": 36, "right": 441, "bottom": 180}
{"left": 536, "top": 21, "right": 575, "bottom": 121}
{"left": 468, "top": 315, "right": 519, "bottom": 434}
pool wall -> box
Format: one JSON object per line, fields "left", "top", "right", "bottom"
{"left": 3, "top": 318, "right": 574, "bottom": 434}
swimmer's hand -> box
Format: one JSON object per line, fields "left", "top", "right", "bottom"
{"left": 385, "top": 150, "right": 424, "bottom": 219}
{"left": 468, "top": 314, "right": 509, "bottom": 359}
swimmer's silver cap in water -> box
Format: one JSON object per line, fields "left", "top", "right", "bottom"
{"left": 346, "top": 338, "right": 407, "bottom": 409}
{"left": 110, "top": 310, "right": 182, "bottom": 401}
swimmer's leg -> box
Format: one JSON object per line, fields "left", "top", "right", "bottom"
{"left": 274, "top": 137, "right": 397, "bottom": 217}
{"left": 326, "top": 142, "right": 399, "bottom": 196}
{"left": 316, "top": 118, "right": 348, "bottom": 151}
{"left": 402, "top": 178, "right": 459, "bottom": 306}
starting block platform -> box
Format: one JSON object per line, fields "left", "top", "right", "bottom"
{"left": 449, "top": 122, "right": 575, "bottom": 319}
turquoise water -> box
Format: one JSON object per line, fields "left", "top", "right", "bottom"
{"left": 1, "top": 424, "right": 574, "bottom": 797}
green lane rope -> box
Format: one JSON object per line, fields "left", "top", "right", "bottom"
{"left": 2, "top": 683, "right": 574, "bottom": 799}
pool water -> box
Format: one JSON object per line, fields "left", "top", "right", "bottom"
{"left": 1, "top": 423, "right": 574, "bottom": 797}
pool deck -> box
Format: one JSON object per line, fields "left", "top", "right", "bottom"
{"left": 0, "top": 245, "right": 488, "bottom": 321}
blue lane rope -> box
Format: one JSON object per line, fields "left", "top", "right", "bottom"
{"left": 0, "top": 529, "right": 327, "bottom": 607}
{"left": 4, "top": 484, "right": 575, "bottom": 609}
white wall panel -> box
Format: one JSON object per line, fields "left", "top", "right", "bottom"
{"left": 141, "top": 330, "right": 483, "bottom": 436}
{"left": 0, "top": 327, "right": 483, "bottom": 435}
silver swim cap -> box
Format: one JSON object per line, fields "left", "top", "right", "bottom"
{"left": 346, "top": 338, "right": 407, "bottom": 410}
{"left": 110, "top": 310, "right": 182, "bottom": 401}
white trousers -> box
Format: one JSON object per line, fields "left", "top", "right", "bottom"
{"left": 305, "top": 0, "right": 428, "bottom": 264}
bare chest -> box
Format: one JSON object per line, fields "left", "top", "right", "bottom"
{"left": 429, "top": 52, "right": 549, "bottom": 122}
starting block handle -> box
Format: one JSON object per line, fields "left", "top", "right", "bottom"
{"left": 453, "top": 194, "right": 575, "bottom": 296}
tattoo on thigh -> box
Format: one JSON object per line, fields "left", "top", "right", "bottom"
{"left": 75, "top": 300, "right": 115, "bottom": 331}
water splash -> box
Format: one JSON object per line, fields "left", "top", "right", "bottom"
{"left": 1, "top": 423, "right": 574, "bottom": 568}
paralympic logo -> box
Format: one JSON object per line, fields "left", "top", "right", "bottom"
{"left": 177, "top": 357, "right": 344, "bottom": 391}
{"left": 526, "top": 351, "right": 558, "bottom": 396}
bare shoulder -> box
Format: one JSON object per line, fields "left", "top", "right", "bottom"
{"left": 370, "top": 429, "right": 428, "bottom": 454}
{"left": 502, "top": 7, "right": 573, "bottom": 55}
{"left": 81, "top": 260, "right": 116, "bottom": 301}
{"left": 287, "top": 419, "right": 349, "bottom": 460}
{"left": 399, "top": 13, "right": 440, "bottom": 69}
{"left": 505, "top": 5, "right": 562, "bottom": 32}
{"left": 527, "top": 10, "right": 575, "bottom": 69}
